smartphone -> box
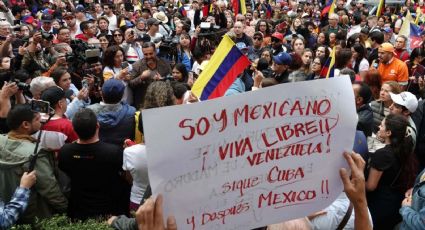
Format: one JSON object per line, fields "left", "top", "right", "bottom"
{"left": 121, "top": 61, "right": 129, "bottom": 69}
{"left": 82, "top": 79, "right": 89, "bottom": 88}
{"left": 31, "top": 100, "right": 50, "bottom": 114}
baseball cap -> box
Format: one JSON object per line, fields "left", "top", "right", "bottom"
{"left": 273, "top": 52, "right": 292, "bottom": 65}
{"left": 390, "top": 92, "right": 418, "bottom": 113}
{"left": 271, "top": 32, "right": 283, "bottom": 41}
{"left": 383, "top": 27, "right": 392, "bottom": 33}
{"left": 146, "top": 18, "right": 160, "bottom": 26}
{"left": 75, "top": 4, "right": 85, "bottom": 13}
{"left": 41, "top": 13, "right": 53, "bottom": 22}
{"left": 41, "top": 86, "right": 65, "bottom": 107}
{"left": 379, "top": 42, "right": 395, "bottom": 54}
{"left": 102, "top": 79, "right": 125, "bottom": 100}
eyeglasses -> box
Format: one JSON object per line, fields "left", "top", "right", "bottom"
{"left": 253, "top": 37, "right": 262, "bottom": 40}
{"left": 114, "top": 34, "right": 122, "bottom": 37}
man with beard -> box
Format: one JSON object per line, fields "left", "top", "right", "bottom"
{"left": 129, "top": 42, "right": 171, "bottom": 109}
{"left": 0, "top": 105, "right": 68, "bottom": 224}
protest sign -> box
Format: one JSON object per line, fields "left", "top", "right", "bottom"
{"left": 142, "top": 77, "right": 357, "bottom": 230}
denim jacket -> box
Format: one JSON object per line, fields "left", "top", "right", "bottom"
{"left": 400, "top": 168, "right": 425, "bottom": 230}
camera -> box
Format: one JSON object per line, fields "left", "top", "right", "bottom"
{"left": 11, "top": 79, "right": 30, "bottom": 91}
{"left": 31, "top": 100, "right": 50, "bottom": 114}
{"left": 40, "top": 30, "right": 53, "bottom": 41}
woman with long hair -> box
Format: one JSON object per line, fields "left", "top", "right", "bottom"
{"left": 111, "top": 29, "right": 124, "bottom": 45}
{"left": 366, "top": 114, "right": 417, "bottom": 229}
{"left": 177, "top": 33, "right": 193, "bottom": 72}
{"left": 307, "top": 56, "right": 326, "bottom": 80}
{"left": 255, "top": 19, "right": 271, "bottom": 46}
{"left": 292, "top": 37, "right": 306, "bottom": 56}
{"left": 351, "top": 43, "right": 369, "bottom": 80}
{"left": 124, "top": 81, "right": 175, "bottom": 212}
{"left": 406, "top": 47, "right": 425, "bottom": 97}
{"left": 103, "top": 45, "right": 132, "bottom": 104}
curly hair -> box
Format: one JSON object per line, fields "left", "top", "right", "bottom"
{"left": 143, "top": 81, "right": 175, "bottom": 109}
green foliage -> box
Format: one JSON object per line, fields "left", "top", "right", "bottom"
{"left": 11, "top": 215, "right": 112, "bottom": 230}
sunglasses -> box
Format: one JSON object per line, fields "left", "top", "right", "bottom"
{"left": 271, "top": 38, "right": 280, "bottom": 42}
{"left": 114, "top": 34, "right": 122, "bottom": 37}
{"left": 253, "top": 37, "right": 262, "bottom": 40}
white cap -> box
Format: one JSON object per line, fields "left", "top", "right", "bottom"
{"left": 390, "top": 92, "right": 418, "bottom": 113}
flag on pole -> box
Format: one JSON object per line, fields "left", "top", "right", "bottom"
{"left": 320, "top": 46, "right": 336, "bottom": 79}
{"left": 232, "top": 0, "right": 247, "bottom": 16}
{"left": 321, "top": 0, "right": 336, "bottom": 17}
{"left": 376, "top": 0, "right": 384, "bottom": 17}
{"left": 191, "top": 35, "right": 251, "bottom": 101}
{"left": 415, "top": 7, "right": 421, "bottom": 25}
{"left": 178, "top": 0, "right": 187, "bottom": 16}
{"left": 399, "top": 10, "right": 424, "bottom": 49}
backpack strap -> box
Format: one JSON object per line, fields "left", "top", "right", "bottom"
{"left": 336, "top": 202, "right": 354, "bottom": 230}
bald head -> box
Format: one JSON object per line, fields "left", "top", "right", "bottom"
{"left": 233, "top": 21, "right": 244, "bottom": 36}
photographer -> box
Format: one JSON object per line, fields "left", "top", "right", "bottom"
{"left": 21, "top": 32, "right": 52, "bottom": 78}
{"left": 0, "top": 105, "right": 68, "bottom": 224}
{"left": 120, "top": 28, "right": 143, "bottom": 64}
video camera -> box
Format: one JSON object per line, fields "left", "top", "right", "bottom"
{"left": 158, "top": 36, "right": 179, "bottom": 62}
{"left": 66, "top": 40, "right": 101, "bottom": 76}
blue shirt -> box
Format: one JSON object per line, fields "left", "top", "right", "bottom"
{"left": 0, "top": 187, "right": 30, "bottom": 229}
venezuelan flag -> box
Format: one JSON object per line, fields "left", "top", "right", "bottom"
{"left": 376, "top": 0, "right": 384, "bottom": 17}
{"left": 319, "top": 46, "right": 336, "bottom": 79}
{"left": 232, "top": 0, "right": 246, "bottom": 16}
{"left": 178, "top": 0, "right": 187, "bottom": 16}
{"left": 399, "top": 10, "right": 424, "bottom": 49}
{"left": 192, "top": 35, "right": 250, "bottom": 101}
{"left": 321, "top": 0, "right": 335, "bottom": 17}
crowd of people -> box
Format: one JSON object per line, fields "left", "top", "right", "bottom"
{"left": 0, "top": 0, "right": 425, "bottom": 229}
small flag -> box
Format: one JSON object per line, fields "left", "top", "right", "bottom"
{"left": 178, "top": 0, "right": 187, "bottom": 16}
{"left": 232, "top": 0, "right": 246, "bottom": 16}
{"left": 399, "top": 11, "right": 424, "bottom": 49}
{"left": 266, "top": 3, "right": 272, "bottom": 18}
{"left": 320, "top": 46, "right": 336, "bottom": 79}
{"left": 329, "top": 0, "right": 336, "bottom": 15}
{"left": 191, "top": 35, "right": 251, "bottom": 101}
{"left": 321, "top": 0, "right": 335, "bottom": 17}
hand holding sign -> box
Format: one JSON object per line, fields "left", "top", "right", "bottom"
{"left": 136, "top": 195, "right": 177, "bottom": 230}
{"left": 143, "top": 77, "right": 357, "bottom": 229}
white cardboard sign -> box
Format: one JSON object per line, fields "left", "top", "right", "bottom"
{"left": 142, "top": 77, "right": 357, "bottom": 230}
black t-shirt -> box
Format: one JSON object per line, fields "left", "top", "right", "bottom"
{"left": 368, "top": 145, "right": 401, "bottom": 188}
{"left": 58, "top": 141, "right": 128, "bottom": 219}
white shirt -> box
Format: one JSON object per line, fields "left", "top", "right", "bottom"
{"left": 123, "top": 144, "right": 149, "bottom": 204}
{"left": 103, "top": 66, "right": 134, "bottom": 105}
{"left": 106, "top": 14, "right": 118, "bottom": 30}
{"left": 309, "top": 192, "right": 373, "bottom": 230}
